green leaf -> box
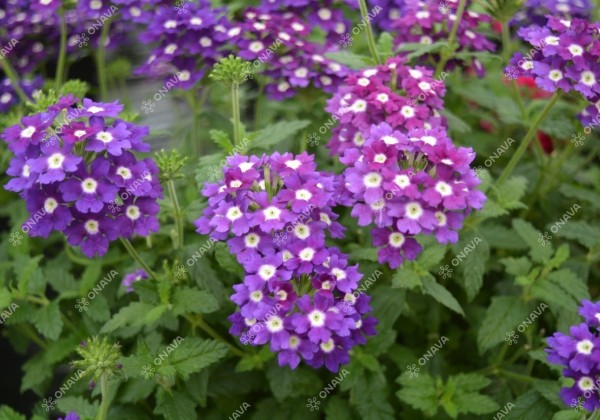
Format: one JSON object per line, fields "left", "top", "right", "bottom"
{"left": 396, "top": 41, "right": 447, "bottom": 60}
{"left": 396, "top": 373, "right": 438, "bottom": 417}
{"left": 416, "top": 243, "right": 447, "bottom": 270}
{"left": 213, "top": 242, "right": 243, "bottom": 275}
{"left": 236, "top": 346, "right": 274, "bottom": 372}
{"left": 266, "top": 362, "right": 323, "bottom": 400}
{"left": 56, "top": 396, "right": 98, "bottom": 418}
{"left": 172, "top": 288, "right": 219, "bottom": 315}
{"left": 100, "top": 302, "right": 154, "bottom": 333}
{"left": 532, "top": 380, "right": 564, "bottom": 408}
{"left": 32, "top": 301, "right": 63, "bottom": 340}
{"left": 352, "top": 372, "right": 395, "bottom": 420}
{"left": 505, "top": 389, "right": 555, "bottom": 420}
{"left": 497, "top": 176, "right": 528, "bottom": 210}
{"left": 440, "top": 109, "right": 472, "bottom": 134}
{"left": 325, "top": 396, "right": 354, "bottom": 420}
{"left": 324, "top": 51, "right": 372, "bottom": 69}
{"left": 545, "top": 269, "right": 590, "bottom": 306}
{"left": 512, "top": 219, "right": 554, "bottom": 263}
{"left": 195, "top": 153, "right": 224, "bottom": 185}
{"left": 15, "top": 255, "right": 43, "bottom": 296}
{"left": 391, "top": 267, "right": 421, "bottom": 290}
{"left": 209, "top": 129, "right": 233, "bottom": 154}
{"left": 377, "top": 32, "right": 394, "bottom": 57}
{"left": 421, "top": 277, "right": 464, "bottom": 316}
{"left": 154, "top": 388, "right": 196, "bottom": 420}
{"left": 250, "top": 120, "right": 311, "bottom": 150}
{"left": 477, "top": 296, "right": 529, "bottom": 353}
{"left": 457, "top": 234, "right": 489, "bottom": 301}
{"left": 500, "top": 257, "right": 532, "bottom": 277}
{"left": 169, "top": 338, "right": 229, "bottom": 379}
{"left": 0, "top": 288, "right": 12, "bottom": 311}
{"left": 445, "top": 374, "right": 499, "bottom": 417}
{"left": 0, "top": 406, "right": 26, "bottom": 420}
{"left": 554, "top": 220, "right": 600, "bottom": 249}
{"left": 552, "top": 410, "right": 586, "bottom": 420}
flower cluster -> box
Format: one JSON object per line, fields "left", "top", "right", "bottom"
{"left": 122, "top": 269, "right": 149, "bottom": 292}
{"left": 510, "top": 17, "right": 600, "bottom": 102}
{"left": 392, "top": 1, "right": 496, "bottom": 75}
{"left": 513, "top": 0, "right": 593, "bottom": 27}
{"left": 325, "top": 57, "right": 446, "bottom": 156}
{"left": 546, "top": 300, "right": 600, "bottom": 412}
{"left": 1, "top": 97, "right": 163, "bottom": 257}
{"left": 135, "top": 0, "right": 233, "bottom": 88}
{"left": 0, "top": 77, "right": 43, "bottom": 113}
{"left": 58, "top": 412, "right": 80, "bottom": 420}
{"left": 196, "top": 152, "right": 376, "bottom": 372}
{"left": 233, "top": 8, "right": 351, "bottom": 100}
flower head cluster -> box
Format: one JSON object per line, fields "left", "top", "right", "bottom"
{"left": 233, "top": 8, "right": 351, "bottom": 100}
{"left": 1, "top": 96, "right": 163, "bottom": 257}
{"left": 392, "top": 1, "right": 495, "bottom": 75}
{"left": 325, "top": 57, "right": 447, "bottom": 156}
{"left": 58, "top": 412, "right": 80, "bottom": 420}
{"left": 547, "top": 300, "right": 600, "bottom": 412}
{"left": 122, "top": 269, "right": 149, "bottom": 292}
{"left": 0, "top": 77, "right": 43, "bottom": 113}
{"left": 513, "top": 0, "right": 593, "bottom": 27}
{"left": 135, "top": 0, "right": 233, "bottom": 88}
{"left": 196, "top": 152, "right": 376, "bottom": 372}
{"left": 510, "top": 17, "right": 600, "bottom": 101}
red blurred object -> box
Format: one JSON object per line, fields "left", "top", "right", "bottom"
{"left": 492, "top": 20, "right": 503, "bottom": 34}
{"left": 480, "top": 120, "right": 495, "bottom": 133}
{"left": 503, "top": 76, "right": 552, "bottom": 99}
{"left": 537, "top": 131, "right": 554, "bottom": 154}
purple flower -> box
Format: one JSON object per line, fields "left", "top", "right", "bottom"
{"left": 65, "top": 212, "right": 119, "bottom": 257}
{"left": 122, "top": 269, "right": 149, "bottom": 293}
{"left": 60, "top": 158, "right": 119, "bottom": 213}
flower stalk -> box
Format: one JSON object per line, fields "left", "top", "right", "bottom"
{"left": 358, "top": 0, "right": 382, "bottom": 65}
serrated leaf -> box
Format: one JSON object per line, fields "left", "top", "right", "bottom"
{"left": 391, "top": 267, "right": 421, "bottom": 289}
{"left": 325, "top": 396, "right": 354, "bottom": 420}
{"left": 457, "top": 234, "right": 489, "bottom": 301}
{"left": 100, "top": 302, "right": 154, "bottom": 333}
{"left": 396, "top": 41, "right": 447, "bottom": 60}
{"left": 195, "top": 153, "right": 224, "bottom": 185}
{"left": 0, "top": 406, "right": 26, "bottom": 420}
{"left": 497, "top": 176, "right": 528, "bottom": 210}
{"left": 0, "top": 288, "right": 12, "bottom": 311}
{"left": 250, "top": 120, "right": 311, "bottom": 150}
{"left": 213, "top": 242, "right": 243, "bottom": 275}
{"left": 172, "top": 288, "right": 219, "bottom": 315}
{"left": 32, "top": 301, "right": 63, "bottom": 340}
{"left": 546, "top": 269, "right": 590, "bottom": 305}
{"left": 441, "top": 109, "right": 472, "bottom": 134}
{"left": 421, "top": 277, "right": 464, "bottom": 316}
{"left": 377, "top": 32, "right": 394, "bottom": 57}
{"left": 169, "top": 338, "right": 229, "bottom": 379}
{"left": 554, "top": 221, "right": 600, "bottom": 249}
{"left": 396, "top": 373, "right": 438, "bottom": 416}
{"left": 532, "top": 380, "right": 564, "bottom": 408}
{"left": 85, "top": 294, "right": 111, "bottom": 322}
{"left": 477, "top": 296, "right": 529, "bottom": 353}
{"left": 15, "top": 255, "right": 43, "bottom": 296}
{"left": 266, "top": 362, "right": 323, "bottom": 400}
{"left": 416, "top": 243, "right": 447, "bottom": 270}
{"left": 505, "top": 389, "right": 555, "bottom": 420}
{"left": 500, "top": 257, "right": 532, "bottom": 277}
{"left": 324, "top": 51, "right": 372, "bottom": 69}
{"left": 352, "top": 372, "right": 395, "bottom": 420}
{"left": 154, "top": 388, "right": 196, "bottom": 420}
{"left": 552, "top": 410, "right": 586, "bottom": 420}
{"left": 209, "top": 129, "right": 233, "bottom": 154}
{"left": 56, "top": 396, "right": 98, "bottom": 418}
{"left": 512, "top": 219, "right": 554, "bottom": 263}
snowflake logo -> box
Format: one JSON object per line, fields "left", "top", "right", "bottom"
{"left": 472, "top": 166, "right": 485, "bottom": 180}
{"left": 42, "top": 397, "right": 56, "bottom": 411}
{"left": 405, "top": 364, "right": 420, "bottom": 379}
{"left": 174, "top": 265, "right": 189, "bottom": 280}
{"left": 438, "top": 265, "right": 453, "bottom": 279}
{"left": 504, "top": 331, "right": 519, "bottom": 345}
{"left": 306, "top": 397, "right": 321, "bottom": 411}
{"left": 240, "top": 331, "right": 256, "bottom": 345}
{"left": 174, "top": 2, "right": 188, "bottom": 14}
{"left": 273, "top": 231, "right": 288, "bottom": 246}
{"left": 571, "top": 132, "right": 585, "bottom": 147}
{"left": 438, "top": 1, "right": 452, "bottom": 15}
{"left": 208, "top": 165, "right": 222, "bottom": 181}
{"left": 9, "top": 232, "right": 23, "bottom": 246}
{"left": 75, "top": 298, "right": 89, "bottom": 312}
{"left": 108, "top": 200, "right": 122, "bottom": 214}
{"left": 307, "top": 133, "right": 320, "bottom": 147}
{"left": 538, "top": 232, "right": 552, "bottom": 246}
{"left": 337, "top": 300, "right": 354, "bottom": 313}
{"left": 141, "top": 100, "right": 155, "bottom": 114}
{"left": 339, "top": 33, "right": 353, "bottom": 48}
{"left": 571, "top": 397, "right": 584, "bottom": 411}
{"left": 141, "top": 364, "right": 156, "bottom": 379}
{"left": 242, "top": 68, "right": 254, "bottom": 81}
{"left": 75, "top": 33, "right": 89, "bottom": 48}
{"left": 504, "top": 66, "right": 519, "bottom": 81}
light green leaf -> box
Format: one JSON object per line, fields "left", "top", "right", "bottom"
{"left": 209, "top": 129, "right": 233, "bottom": 154}
{"left": 416, "top": 243, "right": 447, "bottom": 270}
{"left": 396, "top": 41, "right": 447, "bottom": 60}
{"left": 172, "top": 288, "right": 219, "bottom": 315}
{"left": 500, "top": 257, "right": 532, "bottom": 277}
{"left": 324, "top": 51, "right": 372, "bottom": 69}
{"left": 391, "top": 267, "right": 421, "bottom": 290}
{"left": 512, "top": 219, "right": 554, "bottom": 263}
{"left": 497, "top": 176, "right": 528, "bottom": 210}
{"left": 100, "top": 302, "right": 154, "bottom": 333}
{"left": 477, "top": 296, "right": 529, "bottom": 353}
{"left": 505, "top": 389, "right": 555, "bottom": 420}
{"left": 169, "top": 338, "right": 229, "bottom": 379}
{"left": 266, "top": 363, "right": 323, "bottom": 400}
{"left": 250, "top": 120, "right": 311, "bottom": 150}
{"left": 32, "top": 301, "right": 63, "bottom": 340}
{"left": 0, "top": 406, "right": 26, "bottom": 420}
{"left": 396, "top": 373, "right": 438, "bottom": 417}
{"left": 421, "top": 277, "right": 464, "bottom": 316}
{"left": 554, "top": 221, "right": 600, "bottom": 249}
{"left": 457, "top": 234, "right": 489, "bottom": 301}
{"left": 154, "top": 388, "right": 196, "bottom": 420}
{"left": 56, "top": 396, "right": 98, "bottom": 418}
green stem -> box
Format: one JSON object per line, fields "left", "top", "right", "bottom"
{"left": 497, "top": 369, "right": 534, "bottom": 383}
{"left": 167, "top": 179, "right": 184, "bottom": 250}
{"left": 119, "top": 238, "right": 158, "bottom": 280}
{"left": 55, "top": 9, "right": 68, "bottom": 91}
{"left": 588, "top": 410, "right": 600, "bottom": 420}
{"left": 496, "top": 91, "right": 562, "bottom": 186}
{"left": 195, "top": 316, "right": 246, "bottom": 357}
{"left": 95, "top": 19, "right": 113, "bottom": 101}
{"left": 20, "top": 324, "right": 47, "bottom": 349}
{"left": 358, "top": 0, "right": 382, "bottom": 65}
{"left": 567, "top": 141, "right": 600, "bottom": 178}
{"left": 435, "top": 0, "right": 467, "bottom": 76}
{"left": 1, "top": 59, "right": 30, "bottom": 103}
{"left": 501, "top": 20, "right": 512, "bottom": 65}
{"left": 231, "top": 82, "right": 242, "bottom": 147}
{"left": 95, "top": 373, "right": 110, "bottom": 420}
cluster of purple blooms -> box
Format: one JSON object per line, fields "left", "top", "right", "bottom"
{"left": 326, "top": 57, "right": 485, "bottom": 268}
{"left": 235, "top": 8, "right": 351, "bottom": 99}
{"left": 547, "top": 300, "right": 600, "bottom": 412}
{"left": 122, "top": 269, "right": 149, "bottom": 292}
{"left": 0, "top": 77, "right": 43, "bottom": 113}
{"left": 1, "top": 96, "right": 162, "bottom": 257}
{"left": 392, "top": 1, "right": 496, "bottom": 75}
{"left": 196, "top": 153, "right": 376, "bottom": 372}
{"left": 58, "top": 412, "right": 79, "bottom": 420}
{"left": 513, "top": 0, "right": 593, "bottom": 27}
{"left": 510, "top": 16, "right": 600, "bottom": 117}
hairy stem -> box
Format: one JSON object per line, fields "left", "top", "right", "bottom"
{"left": 119, "top": 238, "right": 157, "bottom": 280}
{"left": 167, "top": 179, "right": 184, "bottom": 250}
{"left": 358, "top": 0, "right": 382, "bottom": 65}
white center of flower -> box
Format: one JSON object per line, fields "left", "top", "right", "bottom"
{"left": 291, "top": 22, "right": 305, "bottom": 31}
{"left": 282, "top": 250, "right": 293, "bottom": 262}
{"left": 389, "top": 232, "right": 405, "bottom": 247}
{"left": 238, "top": 162, "right": 254, "bottom": 172}
{"left": 285, "top": 159, "right": 302, "bottom": 169}
{"left": 595, "top": 313, "right": 600, "bottom": 323}
{"left": 22, "top": 164, "right": 30, "bottom": 177}
{"left": 465, "top": 30, "right": 476, "bottom": 39}
{"left": 581, "top": 71, "right": 596, "bottom": 86}
{"left": 421, "top": 135, "right": 437, "bottom": 145}
{"left": 229, "top": 180, "right": 242, "bottom": 189}
{"left": 295, "top": 189, "right": 312, "bottom": 201}
{"left": 258, "top": 264, "right": 276, "bottom": 280}
{"left": 0, "top": 92, "right": 12, "bottom": 103}
{"left": 96, "top": 131, "right": 113, "bottom": 143}
{"left": 289, "top": 335, "right": 301, "bottom": 349}
{"left": 126, "top": 205, "right": 141, "bottom": 220}
{"left": 568, "top": 44, "right": 583, "bottom": 56}
{"left": 164, "top": 43, "right": 178, "bottom": 54}
{"left": 332, "top": 268, "right": 346, "bottom": 280}
{"left": 116, "top": 166, "right": 132, "bottom": 179}
{"left": 81, "top": 178, "right": 98, "bottom": 194}
{"left": 358, "top": 78, "right": 370, "bottom": 87}
{"left": 401, "top": 106, "right": 415, "bottom": 118}
{"left": 381, "top": 135, "right": 397, "bottom": 145}
{"left": 21, "top": 126, "right": 36, "bottom": 138}
{"left": 129, "top": 6, "right": 141, "bottom": 16}
{"left": 545, "top": 36, "right": 559, "bottom": 46}
{"left": 190, "top": 17, "right": 202, "bottom": 25}
{"left": 409, "top": 69, "right": 423, "bottom": 78}
{"left": 200, "top": 37, "right": 212, "bottom": 47}
{"left": 277, "top": 82, "right": 290, "bottom": 92}
{"left": 435, "top": 181, "right": 452, "bottom": 197}
{"left": 320, "top": 75, "right": 332, "bottom": 86}
{"left": 263, "top": 206, "right": 282, "bottom": 221}
{"left": 226, "top": 206, "right": 242, "bottom": 221}
{"left": 244, "top": 233, "right": 260, "bottom": 248}
{"left": 435, "top": 211, "right": 447, "bottom": 226}
{"left": 227, "top": 27, "right": 241, "bottom": 37}
{"left": 420, "top": 36, "right": 433, "bottom": 45}
{"left": 48, "top": 153, "right": 65, "bottom": 169}
{"left": 250, "top": 290, "right": 263, "bottom": 302}
{"left": 371, "top": 199, "right": 386, "bottom": 212}
{"left": 44, "top": 197, "right": 58, "bottom": 213}
{"left": 363, "top": 172, "right": 382, "bottom": 188}
{"left": 244, "top": 318, "right": 256, "bottom": 326}
{"left": 577, "top": 339, "right": 594, "bottom": 355}
{"left": 294, "top": 67, "right": 308, "bottom": 78}
{"left": 522, "top": 61, "right": 533, "bottom": 70}
{"left": 549, "top": 70, "right": 563, "bottom": 82}
{"left": 84, "top": 220, "right": 99, "bottom": 234}
{"left": 353, "top": 133, "right": 365, "bottom": 146}
{"left": 394, "top": 174, "right": 411, "bottom": 188}
{"left": 373, "top": 153, "right": 387, "bottom": 164}
{"left": 308, "top": 310, "right": 325, "bottom": 327}
{"left": 363, "top": 69, "right": 377, "bottom": 78}
{"left": 405, "top": 202, "right": 423, "bottom": 219}
{"left": 320, "top": 212, "right": 332, "bottom": 225}
{"left": 87, "top": 106, "right": 104, "bottom": 114}
{"left": 320, "top": 338, "right": 335, "bottom": 352}
{"left": 164, "top": 20, "right": 177, "bottom": 29}
{"left": 318, "top": 8, "right": 332, "bottom": 20}
{"left": 578, "top": 376, "right": 595, "bottom": 391}
{"left": 416, "top": 11, "right": 430, "bottom": 19}
{"left": 266, "top": 316, "right": 284, "bottom": 332}
{"left": 560, "top": 19, "right": 571, "bottom": 27}
{"left": 294, "top": 224, "right": 310, "bottom": 239}
{"left": 299, "top": 247, "right": 315, "bottom": 261}
{"left": 249, "top": 41, "right": 264, "bottom": 52}
{"left": 377, "top": 93, "right": 389, "bottom": 103}
{"left": 74, "top": 130, "right": 87, "bottom": 138}
{"left": 349, "top": 99, "right": 367, "bottom": 113}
